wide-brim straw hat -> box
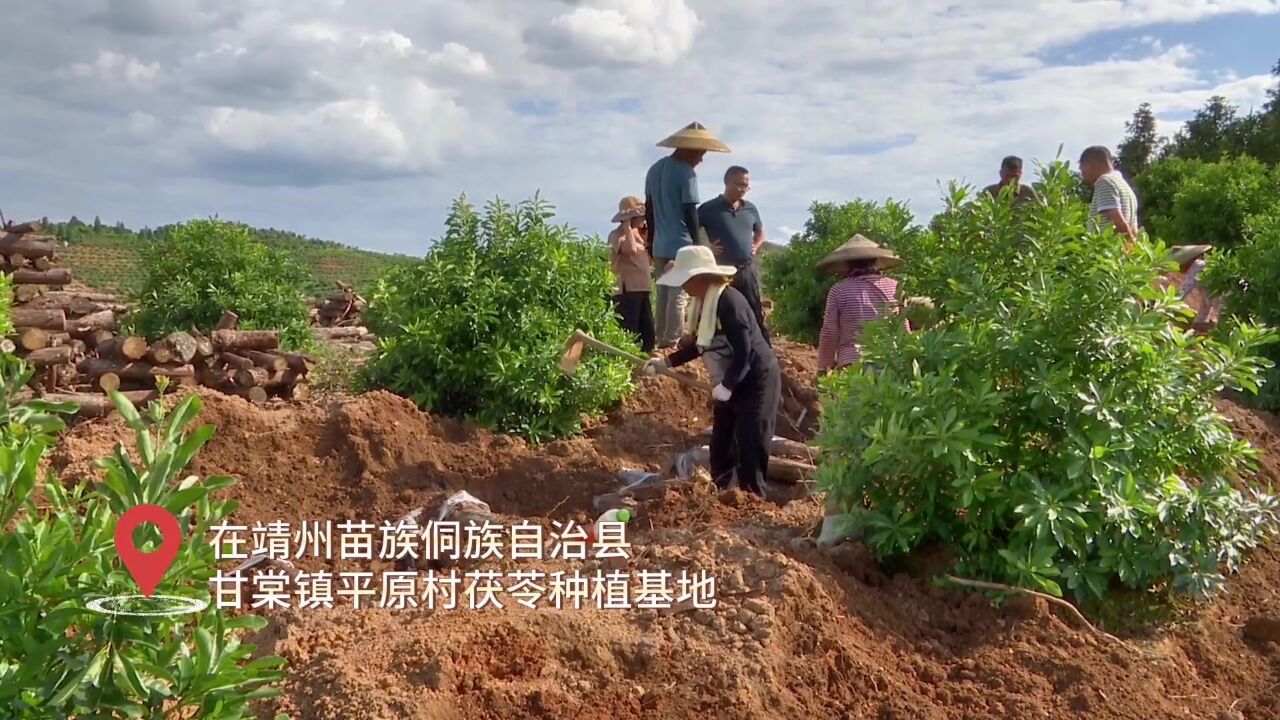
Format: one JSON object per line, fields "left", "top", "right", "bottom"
{"left": 656, "top": 122, "right": 731, "bottom": 153}
{"left": 657, "top": 245, "right": 737, "bottom": 287}
{"left": 612, "top": 195, "right": 645, "bottom": 223}
{"left": 1168, "top": 244, "right": 1212, "bottom": 266}
{"left": 816, "top": 234, "right": 903, "bottom": 274}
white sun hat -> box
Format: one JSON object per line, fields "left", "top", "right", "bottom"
{"left": 657, "top": 245, "right": 738, "bottom": 287}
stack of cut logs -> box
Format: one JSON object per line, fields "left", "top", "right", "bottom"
{"left": 310, "top": 281, "right": 376, "bottom": 352}
{"left": 3, "top": 220, "right": 314, "bottom": 418}
{"left": 311, "top": 281, "right": 366, "bottom": 327}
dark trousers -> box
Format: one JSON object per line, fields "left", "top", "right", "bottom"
{"left": 709, "top": 363, "right": 781, "bottom": 496}
{"left": 613, "top": 291, "right": 655, "bottom": 353}
{"left": 731, "top": 261, "right": 771, "bottom": 345}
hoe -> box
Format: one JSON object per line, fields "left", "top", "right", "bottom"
{"left": 558, "top": 330, "right": 711, "bottom": 392}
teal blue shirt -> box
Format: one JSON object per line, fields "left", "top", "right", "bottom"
{"left": 645, "top": 156, "right": 700, "bottom": 259}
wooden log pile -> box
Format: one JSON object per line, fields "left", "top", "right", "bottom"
{"left": 3, "top": 220, "right": 315, "bottom": 417}
{"left": 310, "top": 281, "right": 366, "bottom": 328}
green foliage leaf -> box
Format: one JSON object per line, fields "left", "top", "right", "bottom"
{"left": 816, "top": 161, "right": 1280, "bottom": 604}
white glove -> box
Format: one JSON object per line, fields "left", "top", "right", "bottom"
{"left": 711, "top": 384, "right": 732, "bottom": 402}
{"left": 642, "top": 358, "right": 666, "bottom": 376}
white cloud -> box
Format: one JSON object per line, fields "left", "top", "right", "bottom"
{"left": 528, "top": 0, "right": 702, "bottom": 67}
{"left": 57, "top": 50, "right": 161, "bottom": 93}
{"left": 2, "top": 0, "right": 1279, "bottom": 251}
{"left": 427, "top": 42, "right": 493, "bottom": 78}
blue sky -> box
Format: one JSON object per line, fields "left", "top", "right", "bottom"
{"left": 0, "top": 0, "right": 1277, "bottom": 256}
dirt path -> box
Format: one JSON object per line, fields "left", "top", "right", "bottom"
{"left": 48, "top": 341, "right": 1280, "bottom": 720}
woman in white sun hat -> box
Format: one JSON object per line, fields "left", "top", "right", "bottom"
{"left": 643, "top": 245, "right": 780, "bottom": 497}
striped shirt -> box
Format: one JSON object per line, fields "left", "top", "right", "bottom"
{"left": 1089, "top": 171, "right": 1139, "bottom": 235}
{"left": 818, "top": 269, "right": 901, "bottom": 371}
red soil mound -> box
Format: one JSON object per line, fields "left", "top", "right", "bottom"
{"left": 46, "top": 342, "right": 1280, "bottom": 720}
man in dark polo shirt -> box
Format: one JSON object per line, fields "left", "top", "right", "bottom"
{"left": 699, "top": 165, "right": 770, "bottom": 344}
{"left": 983, "top": 155, "right": 1039, "bottom": 204}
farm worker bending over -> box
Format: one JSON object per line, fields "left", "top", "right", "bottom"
{"left": 643, "top": 245, "right": 780, "bottom": 497}
{"left": 645, "top": 122, "right": 731, "bottom": 348}
{"left": 608, "top": 196, "right": 656, "bottom": 353}
{"left": 1169, "top": 244, "right": 1223, "bottom": 333}
{"left": 815, "top": 234, "right": 904, "bottom": 377}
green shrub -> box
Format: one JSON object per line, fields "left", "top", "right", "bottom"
{"left": 125, "top": 219, "right": 313, "bottom": 350}
{"left": 0, "top": 359, "right": 287, "bottom": 717}
{"left": 365, "top": 195, "right": 635, "bottom": 442}
{"left": 1201, "top": 207, "right": 1280, "bottom": 411}
{"left": 761, "top": 199, "right": 921, "bottom": 345}
{"left": 815, "top": 163, "right": 1279, "bottom": 603}
{"left": 0, "top": 272, "right": 12, "bottom": 340}
{"left": 1136, "top": 156, "right": 1280, "bottom": 249}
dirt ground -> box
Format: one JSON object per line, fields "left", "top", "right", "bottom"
{"left": 48, "top": 340, "right": 1280, "bottom": 720}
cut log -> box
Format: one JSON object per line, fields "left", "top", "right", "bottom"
{"left": 32, "top": 256, "right": 52, "bottom": 271}
{"left": 218, "top": 352, "right": 256, "bottom": 371}
{"left": 212, "top": 329, "right": 278, "bottom": 352}
{"left": 244, "top": 350, "right": 288, "bottom": 372}
{"left": 3, "top": 221, "right": 43, "bottom": 234}
{"left": 99, "top": 373, "right": 121, "bottom": 393}
{"left": 69, "top": 339, "right": 87, "bottom": 356}
{"left": 147, "top": 342, "right": 174, "bottom": 365}
{"left": 98, "top": 336, "right": 148, "bottom": 361}
{"left": 25, "top": 290, "right": 122, "bottom": 306}
{"left": 86, "top": 329, "right": 115, "bottom": 350}
{"left": 233, "top": 367, "right": 270, "bottom": 388}
{"left": 11, "top": 308, "right": 66, "bottom": 331}
{"left": 681, "top": 446, "right": 815, "bottom": 485}
{"left": 230, "top": 386, "right": 269, "bottom": 406}
{"left": 13, "top": 285, "right": 44, "bottom": 303}
{"left": 0, "top": 233, "right": 56, "bottom": 258}
{"left": 283, "top": 352, "right": 315, "bottom": 374}
{"left": 17, "top": 328, "right": 49, "bottom": 351}
{"left": 286, "top": 382, "right": 311, "bottom": 401}
{"left": 314, "top": 326, "right": 369, "bottom": 341}
{"left": 12, "top": 268, "right": 72, "bottom": 286}
{"left": 264, "top": 369, "right": 304, "bottom": 390}
{"left": 163, "top": 332, "right": 198, "bottom": 363}
{"left": 192, "top": 334, "right": 214, "bottom": 359}
{"left": 75, "top": 358, "right": 195, "bottom": 383}
{"left": 68, "top": 310, "right": 117, "bottom": 336}
{"left": 215, "top": 311, "right": 239, "bottom": 331}
{"left": 23, "top": 346, "right": 74, "bottom": 368}
{"left": 45, "top": 331, "right": 73, "bottom": 348}
{"left": 31, "top": 390, "right": 158, "bottom": 419}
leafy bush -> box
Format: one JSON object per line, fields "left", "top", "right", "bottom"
{"left": 365, "top": 195, "right": 636, "bottom": 442}
{"left": 1136, "top": 156, "right": 1280, "bottom": 249}
{"left": 815, "top": 164, "right": 1279, "bottom": 603}
{"left": 0, "top": 359, "right": 287, "bottom": 717}
{"left": 0, "top": 271, "right": 12, "bottom": 340}
{"left": 1201, "top": 208, "right": 1280, "bottom": 411}
{"left": 761, "top": 199, "right": 921, "bottom": 344}
{"left": 126, "top": 219, "right": 313, "bottom": 350}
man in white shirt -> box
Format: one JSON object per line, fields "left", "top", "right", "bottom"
{"left": 1079, "top": 146, "right": 1140, "bottom": 247}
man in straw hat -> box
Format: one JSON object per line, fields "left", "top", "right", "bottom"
{"left": 815, "top": 234, "right": 905, "bottom": 377}
{"left": 608, "top": 196, "right": 656, "bottom": 353}
{"left": 645, "top": 121, "right": 732, "bottom": 348}
{"left": 642, "top": 245, "right": 780, "bottom": 498}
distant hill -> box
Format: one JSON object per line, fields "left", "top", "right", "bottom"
{"left": 42, "top": 217, "right": 419, "bottom": 297}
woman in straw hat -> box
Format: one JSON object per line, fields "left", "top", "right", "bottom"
{"left": 815, "top": 234, "right": 906, "bottom": 377}
{"left": 643, "top": 245, "right": 780, "bottom": 497}
{"left": 609, "top": 196, "right": 656, "bottom": 353}
{"left": 645, "top": 121, "right": 731, "bottom": 349}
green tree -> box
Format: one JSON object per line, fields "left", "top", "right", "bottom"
{"left": 1166, "top": 96, "right": 1244, "bottom": 162}
{"left": 365, "top": 195, "right": 636, "bottom": 442}
{"left": 761, "top": 199, "right": 921, "bottom": 345}
{"left": 0, "top": 364, "right": 287, "bottom": 717}
{"left": 126, "top": 219, "right": 313, "bottom": 349}
{"left": 1135, "top": 156, "right": 1280, "bottom": 249}
{"left": 1117, "top": 102, "right": 1160, "bottom": 179}
{"left": 816, "top": 163, "right": 1278, "bottom": 603}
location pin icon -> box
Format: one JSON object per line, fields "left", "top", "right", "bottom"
{"left": 114, "top": 504, "right": 182, "bottom": 598}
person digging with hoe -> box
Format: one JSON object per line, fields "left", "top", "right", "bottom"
{"left": 643, "top": 245, "right": 780, "bottom": 498}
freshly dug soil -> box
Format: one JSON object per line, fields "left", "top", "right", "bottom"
{"left": 47, "top": 342, "right": 1280, "bottom": 720}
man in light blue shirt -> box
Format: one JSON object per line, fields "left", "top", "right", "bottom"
{"left": 645, "top": 122, "right": 731, "bottom": 347}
